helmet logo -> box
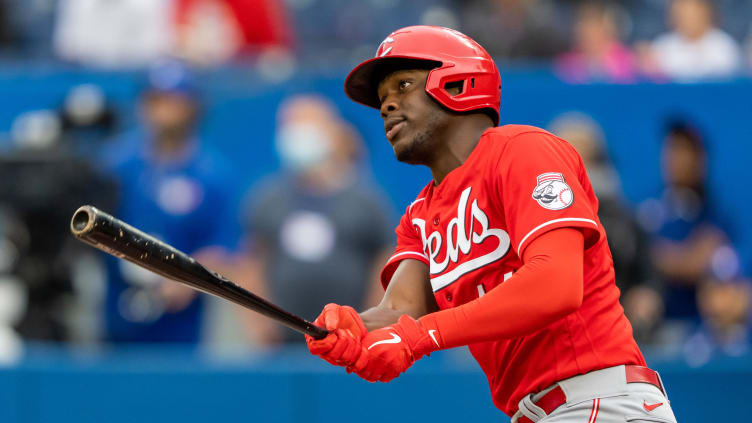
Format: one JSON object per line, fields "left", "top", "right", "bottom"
{"left": 377, "top": 37, "right": 394, "bottom": 57}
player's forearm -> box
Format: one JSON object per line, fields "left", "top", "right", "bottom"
{"left": 420, "top": 228, "right": 584, "bottom": 349}
{"left": 361, "top": 289, "right": 437, "bottom": 331}
{"left": 360, "top": 306, "right": 406, "bottom": 331}
{"left": 362, "top": 258, "right": 438, "bottom": 331}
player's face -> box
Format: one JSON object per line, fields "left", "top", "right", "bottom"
{"left": 377, "top": 69, "right": 450, "bottom": 165}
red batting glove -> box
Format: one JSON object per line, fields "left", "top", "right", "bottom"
{"left": 305, "top": 304, "right": 368, "bottom": 371}
{"left": 355, "top": 314, "right": 441, "bottom": 382}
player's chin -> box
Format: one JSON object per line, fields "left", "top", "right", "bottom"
{"left": 394, "top": 145, "right": 415, "bottom": 164}
{"left": 392, "top": 137, "right": 420, "bottom": 164}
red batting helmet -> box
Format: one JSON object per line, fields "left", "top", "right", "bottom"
{"left": 345, "top": 26, "right": 501, "bottom": 126}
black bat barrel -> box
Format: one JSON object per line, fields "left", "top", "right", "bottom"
{"left": 70, "top": 205, "right": 329, "bottom": 339}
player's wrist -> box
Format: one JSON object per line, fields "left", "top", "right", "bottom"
{"left": 396, "top": 314, "right": 441, "bottom": 360}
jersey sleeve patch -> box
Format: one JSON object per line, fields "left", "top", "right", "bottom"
{"left": 497, "top": 131, "right": 601, "bottom": 257}
{"left": 532, "top": 172, "right": 574, "bottom": 210}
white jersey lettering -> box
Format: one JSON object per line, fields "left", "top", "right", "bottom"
{"left": 413, "top": 187, "right": 511, "bottom": 291}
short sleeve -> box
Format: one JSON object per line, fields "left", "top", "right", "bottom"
{"left": 498, "top": 131, "right": 601, "bottom": 256}
{"left": 379, "top": 202, "right": 429, "bottom": 289}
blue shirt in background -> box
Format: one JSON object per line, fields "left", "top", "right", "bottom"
{"left": 100, "top": 131, "right": 239, "bottom": 344}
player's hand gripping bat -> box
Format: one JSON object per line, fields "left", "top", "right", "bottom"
{"left": 70, "top": 205, "right": 329, "bottom": 339}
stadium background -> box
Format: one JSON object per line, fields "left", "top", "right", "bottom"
{"left": 0, "top": 0, "right": 750, "bottom": 421}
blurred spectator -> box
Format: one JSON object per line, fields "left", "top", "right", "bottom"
{"left": 174, "top": 0, "right": 294, "bottom": 65}
{"left": 550, "top": 112, "right": 662, "bottom": 344}
{"left": 101, "top": 61, "right": 238, "bottom": 344}
{"left": 638, "top": 0, "right": 742, "bottom": 80}
{"left": 0, "top": 108, "right": 116, "bottom": 344}
{"left": 239, "top": 95, "right": 393, "bottom": 345}
{"left": 683, "top": 249, "right": 751, "bottom": 366}
{"left": 60, "top": 84, "right": 118, "bottom": 155}
{"left": 555, "top": 2, "right": 638, "bottom": 83}
{"left": 0, "top": 208, "right": 26, "bottom": 363}
{"left": 639, "top": 119, "right": 730, "bottom": 340}
{"left": 0, "top": 2, "right": 18, "bottom": 51}
{"left": 457, "top": 0, "right": 568, "bottom": 60}
{"left": 53, "top": 0, "right": 174, "bottom": 68}
{"left": 53, "top": 0, "right": 294, "bottom": 68}
{"left": 745, "top": 24, "right": 752, "bottom": 72}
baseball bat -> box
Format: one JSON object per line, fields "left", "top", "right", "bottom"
{"left": 70, "top": 205, "right": 329, "bottom": 339}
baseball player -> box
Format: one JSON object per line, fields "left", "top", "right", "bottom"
{"left": 306, "top": 26, "right": 677, "bottom": 423}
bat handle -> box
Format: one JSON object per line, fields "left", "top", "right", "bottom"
{"left": 71, "top": 205, "right": 332, "bottom": 341}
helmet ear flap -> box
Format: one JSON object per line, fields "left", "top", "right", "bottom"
{"left": 426, "top": 66, "right": 500, "bottom": 125}
{"left": 443, "top": 80, "right": 464, "bottom": 97}
{"left": 427, "top": 67, "right": 482, "bottom": 106}
{"left": 425, "top": 63, "right": 459, "bottom": 107}
{"left": 441, "top": 76, "right": 487, "bottom": 97}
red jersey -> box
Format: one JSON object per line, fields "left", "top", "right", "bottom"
{"left": 380, "top": 125, "right": 645, "bottom": 415}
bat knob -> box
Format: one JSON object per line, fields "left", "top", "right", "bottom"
{"left": 71, "top": 205, "right": 97, "bottom": 235}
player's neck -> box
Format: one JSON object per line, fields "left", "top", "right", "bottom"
{"left": 429, "top": 116, "right": 493, "bottom": 185}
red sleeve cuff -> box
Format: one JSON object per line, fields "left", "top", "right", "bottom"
{"left": 516, "top": 217, "right": 600, "bottom": 257}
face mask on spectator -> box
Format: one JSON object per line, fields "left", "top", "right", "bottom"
{"left": 275, "top": 122, "right": 332, "bottom": 172}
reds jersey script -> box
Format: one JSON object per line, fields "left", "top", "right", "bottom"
{"left": 380, "top": 125, "right": 645, "bottom": 415}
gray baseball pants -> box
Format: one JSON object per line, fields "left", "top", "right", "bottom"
{"left": 511, "top": 365, "right": 677, "bottom": 423}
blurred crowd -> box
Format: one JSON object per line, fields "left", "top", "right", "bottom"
{"left": 0, "top": 0, "right": 749, "bottom": 370}
{"left": 0, "top": 60, "right": 394, "bottom": 357}
{"left": 0, "top": 0, "right": 750, "bottom": 82}
{"left": 549, "top": 113, "right": 750, "bottom": 366}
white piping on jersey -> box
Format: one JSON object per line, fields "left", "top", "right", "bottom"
{"left": 388, "top": 251, "right": 429, "bottom": 262}
{"left": 429, "top": 237, "right": 509, "bottom": 292}
{"left": 517, "top": 217, "right": 598, "bottom": 255}
{"left": 411, "top": 186, "right": 512, "bottom": 292}
{"left": 408, "top": 198, "right": 425, "bottom": 214}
